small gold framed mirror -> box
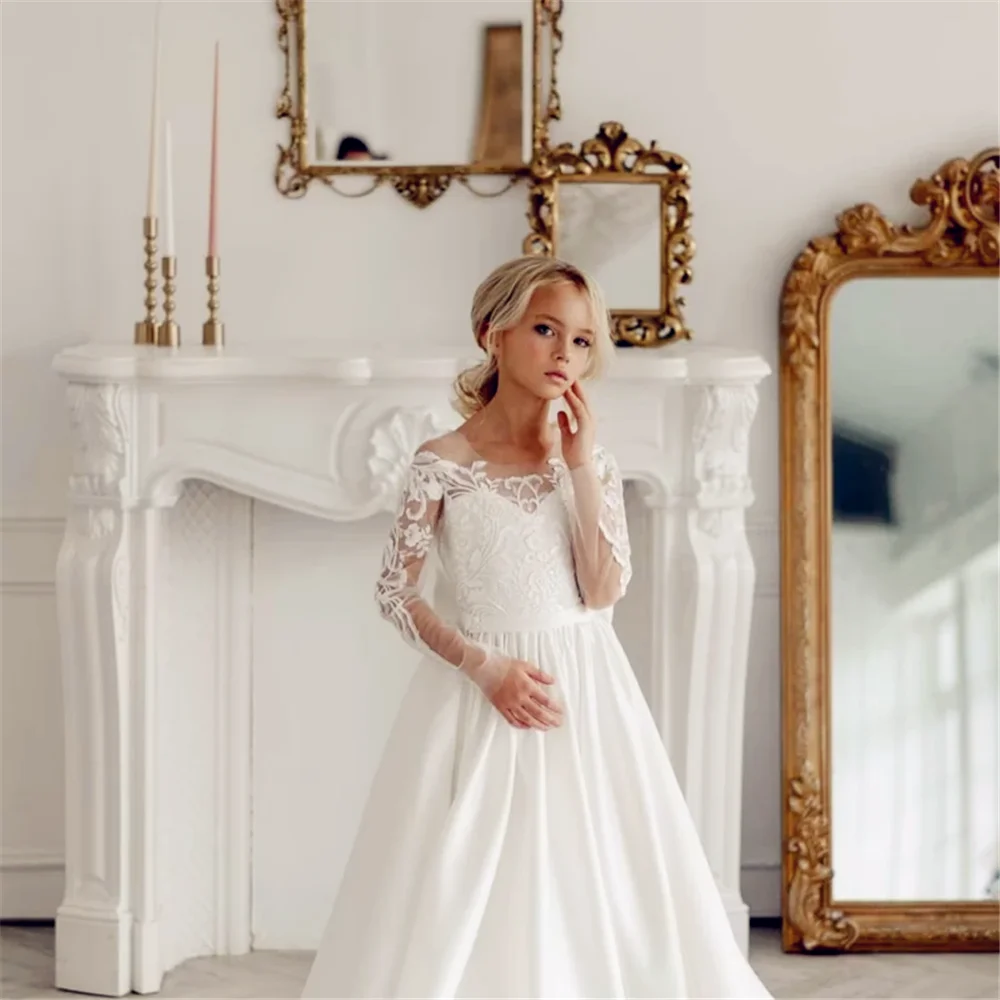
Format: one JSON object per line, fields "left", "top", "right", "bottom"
{"left": 523, "top": 122, "right": 694, "bottom": 347}
{"left": 780, "top": 147, "right": 1000, "bottom": 952}
{"left": 275, "top": 0, "right": 563, "bottom": 207}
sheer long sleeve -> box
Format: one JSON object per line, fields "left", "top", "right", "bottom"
{"left": 565, "top": 446, "right": 633, "bottom": 609}
{"left": 373, "top": 449, "right": 512, "bottom": 695}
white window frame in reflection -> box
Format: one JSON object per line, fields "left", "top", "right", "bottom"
{"left": 832, "top": 541, "right": 1000, "bottom": 903}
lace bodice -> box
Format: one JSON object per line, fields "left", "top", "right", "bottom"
{"left": 374, "top": 434, "right": 631, "bottom": 669}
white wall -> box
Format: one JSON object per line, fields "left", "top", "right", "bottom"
{"left": 2, "top": 0, "right": 998, "bottom": 926}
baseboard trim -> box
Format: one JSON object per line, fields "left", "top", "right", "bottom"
{"left": 1, "top": 854, "right": 64, "bottom": 920}
{"left": 742, "top": 861, "right": 782, "bottom": 920}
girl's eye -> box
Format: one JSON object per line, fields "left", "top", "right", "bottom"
{"left": 575, "top": 337, "right": 593, "bottom": 349}
{"left": 534, "top": 323, "right": 554, "bottom": 336}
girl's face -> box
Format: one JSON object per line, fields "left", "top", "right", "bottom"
{"left": 495, "top": 281, "right": 596, "bottom": 401}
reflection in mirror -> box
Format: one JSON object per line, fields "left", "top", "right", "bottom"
{"left": 557, "top": 183, "right": 661, "bottom": 311}
{"left": 829, "top": 276, "right": 1000, "bottom": 903}
{"left": 306, "top": 0, "right": 531, "bottom": 168}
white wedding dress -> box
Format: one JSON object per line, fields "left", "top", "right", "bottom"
{"left": 302, "top": 434, "right": 772, "bottom": 1000}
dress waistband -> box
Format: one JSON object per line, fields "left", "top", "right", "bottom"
{"left": 460, "top": 605, "right": 598, "bottom": 635}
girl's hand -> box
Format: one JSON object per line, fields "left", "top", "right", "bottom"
{"left": 489, "top": 660, "right": 564, "bottom": 730}
{"left": 557, "top": 382, "right": 595, "bottom": 470}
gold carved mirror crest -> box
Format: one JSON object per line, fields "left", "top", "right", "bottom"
{"left": 780, "top": 148, "right": 999, "bottom": 953}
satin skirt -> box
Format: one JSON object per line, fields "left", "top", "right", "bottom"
{"left": 301, "top": 615, "right": 772, "bottom": 999}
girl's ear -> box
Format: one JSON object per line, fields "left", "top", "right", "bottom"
{"left": 483, "top": 324, "right": 502, "bottom": 359}
{"left": 477, "top": 320, "right": 491, "bottom": 350}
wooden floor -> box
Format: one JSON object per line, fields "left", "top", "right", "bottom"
{"left": 2, "top": 923, "right": 997, "bottom": 999}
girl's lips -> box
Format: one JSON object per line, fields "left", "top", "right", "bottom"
{"left": 545, "top": 371, "right": 568, "bottom": 383}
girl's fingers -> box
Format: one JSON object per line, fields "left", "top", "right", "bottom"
{"left": 523, "top": 706, "right": 556, "bottom": 730}
{"left": 532, "top": 705, "right": 561, "bottom": 728}
{"left": 521, "top": 691, "right": 562, "bottom": 718}
{"left": 501, "top": 698, "right": 560, "bottom": 730}
{"left": 518, "top": 707, "right": 546, "bottom": 729}
{"left": 529, "top": 689, "right": 560, "bottom": 713}
{"left": 507, "top": 709, "right": 529, "bottom": 729}
{"left": 563, "top": 387, "right": 582, "bottom": 421}
{"left": 567, "top": 385, "right": 591, "bottom": 429}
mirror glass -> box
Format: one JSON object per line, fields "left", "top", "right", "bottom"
{"left": 829, "top": 276, "right": 1000, "bottom": 903}
{"left": 556, "top": 182, "right": 662, "bottom": 311}
{"left": 305, "top": 0, "right": 532, "bottom": 167}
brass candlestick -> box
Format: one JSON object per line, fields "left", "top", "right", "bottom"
{"left": 134, "top": 216, "right": 159, "bottom": 345}
{"left": 156, "top": 256, "right": 180, "bottom": 347}
{"left": 202, "top": 255, "right": 224, "bottom": 347}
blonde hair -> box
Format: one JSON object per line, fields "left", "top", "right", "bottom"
{"left": 453, "top": 256, "right": 613, "bottom": 418}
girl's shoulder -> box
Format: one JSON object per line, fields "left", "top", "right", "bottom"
{"left": 414, "top": 430, "right": 477, "bottom": 468}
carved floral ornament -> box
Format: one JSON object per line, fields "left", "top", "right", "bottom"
{"left": 781, "top": 148, "right": 1000, "bottom": 377}
{"left": 66, "top": 383, "right": 129, "bottom": 501}
{"left": 780, "top": 148, "right": 1000, "bottom": 955}
{"left": 367, "top": 407, "right": 457, "bottom": 511}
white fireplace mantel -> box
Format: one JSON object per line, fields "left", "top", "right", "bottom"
{"left": 52, "top": 341, "right": 769, "bottom": 996}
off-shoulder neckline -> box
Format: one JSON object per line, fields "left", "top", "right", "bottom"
{"left": 416, "top": 430, "right": 604, "bottom": 473}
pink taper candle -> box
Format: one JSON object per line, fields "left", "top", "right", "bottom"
{"left": 208, "top": 41, "right": 220, "bottom": 257}
{"left": 146, "top": 2, "right": 162, "bottom": 218}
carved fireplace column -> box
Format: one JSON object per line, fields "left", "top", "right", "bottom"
{"left": 642, "top": 382, "right": 762, "bottom": 955}
{"left": 54, "top": 383, "right": 167, "bottom": 996}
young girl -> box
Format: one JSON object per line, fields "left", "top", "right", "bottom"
{"left": 302, "top": 257, "right": 772, "bottom": 999}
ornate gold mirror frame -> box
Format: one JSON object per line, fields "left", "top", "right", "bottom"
{"left": 780, "top": 147, "right": 1000, "bottom": 952}
{"left": 275, "top": 0, "right": 563, "bottom": 206}
{"left": 523, "top": 122, "right": 694, "bottom": 346}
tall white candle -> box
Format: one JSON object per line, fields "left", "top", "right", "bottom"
{"left": 164, "top": 120, "right": 175, "bottom": 256}
{"left": 146, "top": 1, "right": 162, "bottom": 218}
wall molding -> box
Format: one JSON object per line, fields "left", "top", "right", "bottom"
{"left": 0, "top": 850, "right": 64, "bottom": 871}
{"left": 0, "top": 581, "right": 56, "bottom": 595}
{"left": 0, "top": 516, "right": 65, "bottom": 531}
{"left": 1, "top": 516, "right": 64, "bottom": 588}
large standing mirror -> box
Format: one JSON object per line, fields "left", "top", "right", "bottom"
{"left": 781, "top": 148, "right": 1000, "bottom": 952}
{"left": 829, "top": 276, "right": 998, "bottom": 907}
{"left": 275, "top": 0, "right": 563, "bottom": 206}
